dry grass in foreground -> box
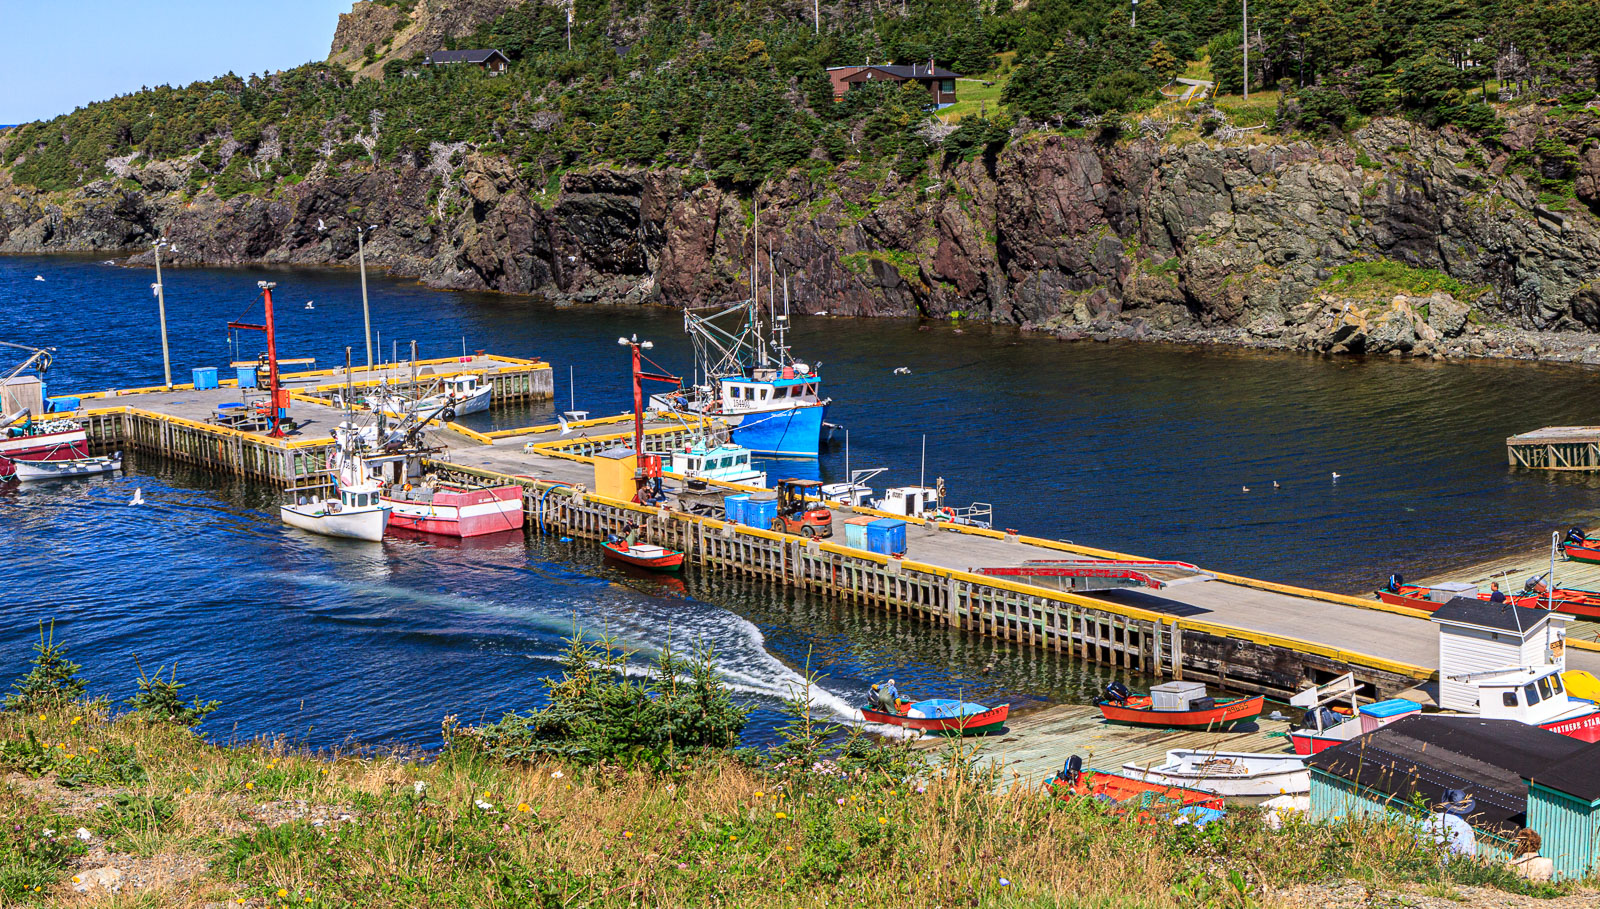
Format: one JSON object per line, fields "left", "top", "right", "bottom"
{"left": 4, "top": 706, "right": 1599, "bottom": 909}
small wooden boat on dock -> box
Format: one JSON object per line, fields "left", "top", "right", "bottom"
{"left": 1561, "top": 528, "right": 1600, "bottom": 565}
{"left": 1376, "top": 576, "right": 1600, "bottom": 620}
{"left": 11, "top": 450, "right": 121, "bottom": 481}
{"left": 859, "top": 698, "right": 1009, "bottom": 736}
{"left": 1097, "top": 681, "right": 1263, "bottom": 729}
{"left": 602, "top": 541, "right": 685, "bottom": 572}
{"left": 1052, "top": 759, "right": 1225, "bottom": 822}
{"left": 1120, "top": 749, "right": 1310, "bottom": 800}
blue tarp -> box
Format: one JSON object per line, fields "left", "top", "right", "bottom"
{"left": 907, "top": 698, "right": 988, "bottom": 719}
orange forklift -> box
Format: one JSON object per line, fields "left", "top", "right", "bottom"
{"left": 770, "top": 479, "right": 834, "bottom": 538}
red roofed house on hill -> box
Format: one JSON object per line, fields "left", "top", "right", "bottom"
{"left": 826, "top": 60, "right": 960, "bottom": 108}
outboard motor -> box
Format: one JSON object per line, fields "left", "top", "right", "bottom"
{"left": 1387, "top": 573, "right": 1404, "bottom": 593}
{"left": 1103, "top": 681, "right": 1131, "bottom": 705}
{"left": 1568, "top": 526, "right": 1588, "bottom": 546}
{"left": 1054, "top": 754, "right": 1083, "bottom": 787}
{"left": 1295, "top": 705, "right": 1340, "bottom": 733}
{"left": 1526, "top": 571, "right": 1551, "bottom": 594}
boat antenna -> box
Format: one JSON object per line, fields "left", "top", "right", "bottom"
{"left": 844, "top": 428, "right": 850, "bottom": 484}
{"left": 344, "top": 346, "right": 353, "bottom": 420}
{"left": 569, "top": 364, "right": 576, "bottom": 413}
{"left": 1551, "top": 531, "right": 1560, "bottom": 611}
{"left": 920, "top": 433, "right": 927, "bottom": 490}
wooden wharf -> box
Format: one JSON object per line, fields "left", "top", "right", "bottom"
{"left": 60, "top": 355, "right": 1600, "bottom": 708}
{"left": 1507, "top": 426, "right": 1600, "bottom": 471}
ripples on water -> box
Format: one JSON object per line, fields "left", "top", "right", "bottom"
{"left": 5, "top": 253, "right": 1600, "bottom": 748}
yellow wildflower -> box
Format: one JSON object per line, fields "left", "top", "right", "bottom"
{"left": 877, "top": 817, "right": 888, "bottom": 825}
{"left": 784, "top": 845, "right": 794, "bottom": 852}
{"left": 87, "top": 746, "right": 98, "bottom": 753}
{"left": 37, "top": 714, "right": 46, "bottom": 721}
{"left": 278, "top": 888, "right": 289, "bottom": 898}
{"left": 623, "top": 831, "right": 634, "bottom": 839}
{"left": 516, "top": 803, "right": 532, "bottom": 814}
{"left": 245, "top": 782, "right": 255, "bottom": 791}
{"left": 775, "top": 812, "right": 787, "bottom": 819}
{"left": 70, "top": 716, "right": 81, "bottom": 725}
{"left": 64, "top": 753, "right": 75, "bottom": 760}
{"left": 753, "top": 791, "right": 764, "bottom": 798}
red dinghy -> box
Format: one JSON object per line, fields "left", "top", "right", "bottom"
{"left": 602, "top": 541, "right": 684, "bottom": 572}
{"left": 1053, "top": 768, "right": 1224, "bottom": 811}
{"left": 1098, "top": 681, "right": 1263, "bottom": 729}
{"left": 859, "top": 701, "right": 1010, "bottom": 736}
{"left": 1376, "top": 577, "right": 1600, "bottom": 620}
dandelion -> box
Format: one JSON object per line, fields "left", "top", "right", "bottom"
{"left": 64, "top": 753, "right": 75, "bottom": 759}
{"left": 70, "top": 715, "right": 81, "bottom": 725}
{"left": 245, "top": 782, "right": 255, "bottom": 790}
{"left": 877, "top": 817, "right": 887, "bottom": 825}
{"left": 37, "top": 714, "right": 45, "bottom": 721}
{"left": 185, "top": 787, "right": 193, "bottom": 794}
{"left": 517, "top": 803, "right": 532, "bottom": 813}
{"left": 784, "top": 845, "right": 794, "bottom": 852}
{"left": 753, "top": 790, "right": 764, "bottom": 798}
{"left": 72, "top": 876, "right": 81, "bottom": 883}
{"left": 278, "top": 889, "right": 289, "bottom": 898}
{"left": 88, "top": 746, "right": 98, "bottom": 754}
{"left": 623, "top": 831, "right": 634, "bottom": 839}
{"left": 775, "top": 812, "right": 787, "bottom": 819}
{"left": 728, "top": 834, "right": 737, "bottom": 841}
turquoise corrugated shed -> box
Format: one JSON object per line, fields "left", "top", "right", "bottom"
{"left": 1525, "top": 783, "right": 1600, "bottom": 881}
{"left": 1309, "top": 769, "right": 1513, "bottom": 860}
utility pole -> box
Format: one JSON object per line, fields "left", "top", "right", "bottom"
{"left": 1132, "top": 0, "right": 1138, "bottom": 27}
{"left": 1242, "top": 0, "right": 1249, "bottom": 100}
{"left": 356, "top": 225, "right": 376, "bottom": 375}
{"left": 814, "top": 0, "right": 819, "bottom": 33}
{"left": 152, "top": 238, "right": 172, "bottom": 387}
{"left": 567, "top": 1, "right": 574, "bottom": 52}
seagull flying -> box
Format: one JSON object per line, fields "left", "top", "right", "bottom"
{"left": 1331, "top": 472, "right": 1341, "bottom": 480}
{"left": 1273, "top": 481, "right": 1280, "bottom": 488}
{"left": 317, "top": 218, "right": 326, "bottom": 232}
{"left": 1242, "top": 486, "right": 1250, "bottom": 493}
{"left": 305, "top": 300, "right": 315, "bottom": 310}
{"left": 558, "top": 415, "right": 572, "bottom": 437}
{"left": 129, "top": 488, "right": 144, "bottom": 506}
{"left": 893, "top": 367, "right": 912, "bottom": 375}
{"left": 33, "top": 275, "right": 44, "bottom": 281}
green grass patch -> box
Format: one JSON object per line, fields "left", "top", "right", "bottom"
{"left": 1319, "top": 260, "right": 1489, "bottom": 301}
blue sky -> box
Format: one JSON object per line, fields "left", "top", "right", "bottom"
{"left": 1, "top": 1, "right": 353, "bottom": 124}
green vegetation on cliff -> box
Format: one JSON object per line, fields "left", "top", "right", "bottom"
{"left": 1, "top": 0, "right": 1596, "bottom": 199}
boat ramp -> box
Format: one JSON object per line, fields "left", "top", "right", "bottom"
{"left": 55, "top": 356, "right": 1600, "bottom": 706}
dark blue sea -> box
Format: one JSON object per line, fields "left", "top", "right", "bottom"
{"left": 4, "top": 253, "right": 1600, "bottom": 748}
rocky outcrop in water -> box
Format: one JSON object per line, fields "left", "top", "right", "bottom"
{"left": 4, "top": 111, "right": 1600, "bottom": 356}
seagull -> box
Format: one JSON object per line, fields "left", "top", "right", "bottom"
{"left": 129, "top": 488, "right": 144, "bottom": 506}
{"left": 317, "top": 218, "right": 326, "bottom": 232}
{"left": 893, "top": 367, "right": 912, "bottom": 375}
{"left": 558, "top": 415, "right": 572, "bottom": 437}
{"left": 1242, "top": 485, "right": 1250, "bottom": 493}
{"left": 33, "top": 275, "right": 44, "bottom": 281}
{"left": 1273, "top": 481, "right": 1280, "bottom": 488}
{"left": 305, "top": 300, "right": 315, "bottom": 310}
{"left": 1331, "top": 472, "right": 1341, "bottom": 480}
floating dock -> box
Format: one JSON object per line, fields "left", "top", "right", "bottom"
{"left": 1507, "top": 426, "right": 1600, "bottom": 471}
{"left": 57, "top": 356, "right": 1600, "bottom": 705}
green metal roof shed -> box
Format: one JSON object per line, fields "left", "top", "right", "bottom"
{"left": 1524, "top": 748, "right": 1600, "bottom": 880}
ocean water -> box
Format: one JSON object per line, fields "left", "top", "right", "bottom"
{"left": 5, "top": 252, "right": 1600, "bottom": 748}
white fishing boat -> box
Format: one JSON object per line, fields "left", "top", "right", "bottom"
{"left": 280, "top": 483, "right": 391, "bottom": 542}
{"left": 1120, "top": 749, "right": 1310, "bottom": 801}
{"left": 366, "top": 374, "right": 491, "bottom": 420}
{"left": 11, "top": 450, "right": 122, "bottom": 481}
{"left": 872, "top": 484, "right": 994, "bottom": 528}
{"left": 668, "top": 439, "right": 766, "bottom": 487}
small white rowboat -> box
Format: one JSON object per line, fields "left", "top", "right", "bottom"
{"left": 12, "top": 451, "right": 122, "bottom": 481}
{"left": 1121, "top": 749, "right": 1310, "bottom": 801}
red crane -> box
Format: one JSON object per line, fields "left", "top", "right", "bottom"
{"left": 228, "top": 281, "right": 289, "bottom": 437}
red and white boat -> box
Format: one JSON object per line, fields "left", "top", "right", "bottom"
{"left": 1376, "top": 578, "right": 1600, "bottom": 620}
{"left": 1, "top": 418, "right": 90, "bottom": 479}
{"left": 382, "top": 482, "right": 523, "bottom": 537}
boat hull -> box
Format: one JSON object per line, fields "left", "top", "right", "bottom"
{"left": 1539, "top": 709, "right": 1600, "bottom": 743}
{"left": 1120, "top": 751, "right": 1310, "bottom": 801}
{"left": 859, "top": 703, "right": 1009, "bottom": 736}
{"left": 1054, "top": 770, "right": 1225, "bottom": 814}
{"left": 729, "top": 402, "right": 828, "bottom": 458}
{"left": 602, "top": 541, "right": 685, "bottom": 571}
{"left": 383, "top": 485, "right": 523, "bottom": 538}
{"left": 1378, "top": 585, "right": 1600, "bottom": 620}
{"left": 280, "top": 503, "right": 391, "bottom": 542}
{"left": 1563, "top": 541, "right": 1600, "bottom": 564}
{"left": 1098, "top": 695, "right": 1265, "bottom": 729}
{"left": 0, "top": 427, "right": 91, "bottom": 478}
{"left": 12, "top": 451, "right": 121, "bottom": 481}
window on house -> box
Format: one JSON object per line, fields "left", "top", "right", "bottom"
{"left": 941, "top": 79, "right": 955, "bottom": 93}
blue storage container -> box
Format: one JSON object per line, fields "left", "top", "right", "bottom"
{"left": 723, "top": 493, "right": 749, "bottom": 525}
{"left": 237, "top": 366, "right": 258, "bottom": 389}
{"left": 866, "top": 518, "right": 907, "bottom": 556}
{"left": 745, "top": 495, "right": 778, "bottom": 530}
{"left": 844, "top": 516, "right": 876, "bottom": 549}
{"left": 192, "top": 367, "right": 219, "bottom": 390}
{"left": 46, "top": 396, "right": 81, "bottom": 413}
{"left": 1359, "top": 698, "right": 1420, "bottom": 733}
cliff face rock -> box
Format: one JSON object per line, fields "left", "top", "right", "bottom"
{"left": 328, "top": 0, "right": 530, "bottom": 79}
{"left": 6, "top": 114, "right": 1600, "bottom": 352}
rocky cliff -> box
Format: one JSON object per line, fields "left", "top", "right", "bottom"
{"left": 328, "top": 0, "right": 530, "bottom": 79}
{"left": 4, "top": 111, "right": 1600, "bottom": 359}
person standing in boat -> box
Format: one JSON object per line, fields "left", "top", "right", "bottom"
{"left": 868, "top": 679, "right": 899, "bottom": 713}
{"left": 1489, "top": 582, "right": 1507, "bottom": 604}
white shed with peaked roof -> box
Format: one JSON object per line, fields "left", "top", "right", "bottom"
{"left": 1432, "top": 597, "right": 1568, "bottom": 712}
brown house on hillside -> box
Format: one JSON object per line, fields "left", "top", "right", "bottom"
{"left": 826, "top": 61, "right": 960, "bottom": 108}
{"left": 422, "top": 49, "right": 511, "bottom": 74}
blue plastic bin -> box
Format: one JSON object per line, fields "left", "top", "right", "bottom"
{"left": 745, "top": 495, "right": 778, "bottom": 530}
{"left": 236, "top": 366, "right": 258, "bottom": 389}
{"left": 723, "top": 493, "right": 749, "bottom": 525}
{"left": 1359, "top": 698, "right": 1420, "bottom": 733}
{"left": 192, "top": 367, "right": 219, "bottom": 390}
{"left": 866, "top": 518, "right": 907, "bottom": 556}
{"left": 46, "top": 396, "right": 81, "bottom": 413}
{"left": 844, "top": 516, "right": 876, "bottom": 549}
